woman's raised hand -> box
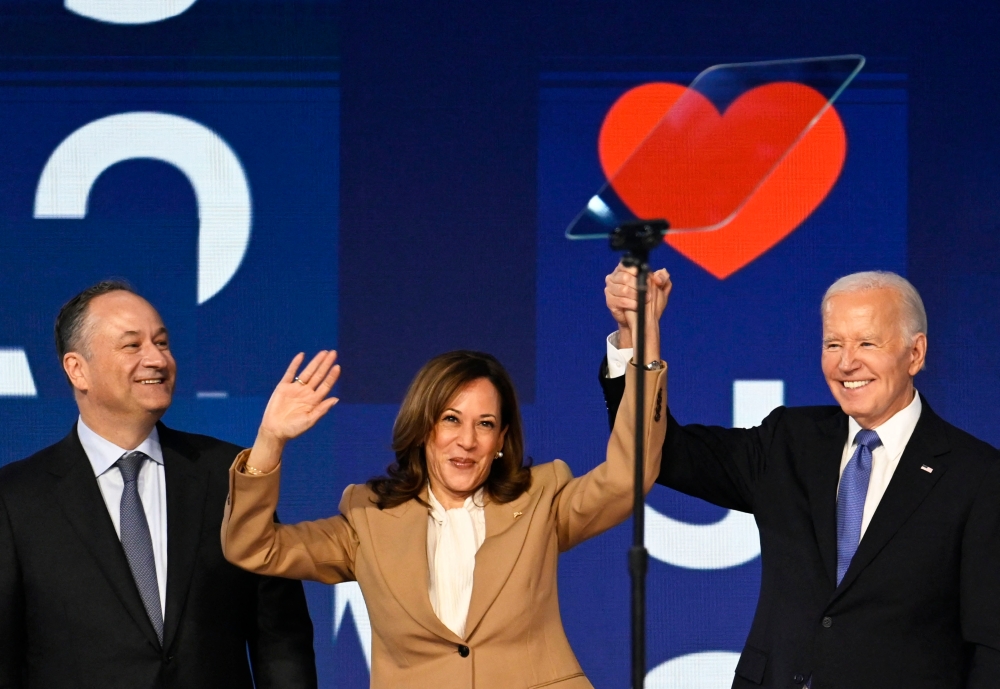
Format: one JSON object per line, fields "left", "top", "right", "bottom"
{"left": 259, "top": 350, "right": 341, "bottom": 443}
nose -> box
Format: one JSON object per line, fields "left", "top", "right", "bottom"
{"left": 456, "top": 421, "right": 477, "bottom": 451}
{"left": 141, "top": 341, "right": 167, "bottom": 368}
{"left": 838, "top": 344, "right": 860, "bottom": 372}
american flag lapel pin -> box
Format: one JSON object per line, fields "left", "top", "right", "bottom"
{"left": 920, "top": 465, "right": 934, "bottom": 474}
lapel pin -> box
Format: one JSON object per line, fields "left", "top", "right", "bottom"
{"left": 513, "top": 511, "right": 523, "bottom": 519}
{"left": 920, "top": 465, "right": 934, "bottom": 474}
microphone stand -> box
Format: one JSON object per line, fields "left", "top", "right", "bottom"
{"left": 610, "top": 219, "right": 668, "bottom": 689}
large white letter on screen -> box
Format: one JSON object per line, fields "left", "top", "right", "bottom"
{"left": 643, "top": 379, "right": 784, "bottom": 570}
{"left": 65, "top": 0, "right": 199, "bottom": 25}
{"left": 34, "top": 112, "right": 252, "bottom": 305}
{"left": 0, "top": 349, "right": 38, "bottom": 398}
{"left": 733, "top": 380, "right": 785, "bottom": 430}
{"left": 644, "top": 380, "right": 784, "bottom": 685}
{"left": 334, "top": 582, "right": 372, "bottom": 671}
{"left": 647, "top": 651, "right": 742, "bottom": 689}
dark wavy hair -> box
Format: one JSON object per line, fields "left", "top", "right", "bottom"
{"left": 367, "top": 350, "right": 531, "bottom": 509}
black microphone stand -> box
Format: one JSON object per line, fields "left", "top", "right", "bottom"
{"left": 609, "top": 219, "right": 668, "bottom": 689}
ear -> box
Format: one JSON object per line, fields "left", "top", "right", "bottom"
{"left": 498, "top": 426, "right": 509, "bottom": 452}
{"left": 908, "top": 332, "right": 928, "bottom": 375}
{"left": 63, "top": 352, "right": 90, "bottom": 393}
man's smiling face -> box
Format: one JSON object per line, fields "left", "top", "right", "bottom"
{"left": 821, "top": 287, "right": 926, "bottom": 429}
{"left": 72, "top": 291, "right": 177, "bottom": 422}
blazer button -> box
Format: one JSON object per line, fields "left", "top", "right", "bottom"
{"left": 822, "top": 616, "right": 833, "bottom": 628}
{"left": 457, "top": 644, "right": 470, "bottom": 658}
{"left": 793, "top": 673, "right": 805, "bottom": 684}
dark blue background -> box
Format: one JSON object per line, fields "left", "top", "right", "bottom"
{"left": 2, "top": 2, "right": 999, "bottom": 688}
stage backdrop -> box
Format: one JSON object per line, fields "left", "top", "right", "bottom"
{"left": 2, "top": 2, "right": 999, "bottom": 688}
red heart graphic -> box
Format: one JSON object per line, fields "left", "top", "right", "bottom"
{"left": 598, "top": 82, "right": 846, "bottom": 279}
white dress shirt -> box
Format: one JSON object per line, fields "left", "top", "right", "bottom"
{"left": 839, "top": 390, "right": 922, "bottom": 538}
{"left": 606, "top": 331, "right": 633, "bottom": 378}
{"left": 605, "top": 332, "right": 924, "bottom": 539}
{"left": 426, "top": 487, "right": 486, "bottom": 639}
{"left": 77, "top": 417, "right": 167, "bottom": 616}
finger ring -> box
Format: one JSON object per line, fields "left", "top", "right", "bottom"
{"left": 293, "top": 377, "right": 307, "bottom": 385}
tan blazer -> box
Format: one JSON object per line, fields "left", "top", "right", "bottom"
{"left": 221, "top": 364, "right": 666, "bottom": 689}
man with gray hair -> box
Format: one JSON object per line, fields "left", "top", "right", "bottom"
{"left": 602, "top": 266, "right": 1000, "bottom": 689}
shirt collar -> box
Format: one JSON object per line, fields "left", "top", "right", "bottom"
{"left": 77, "top": 416, "right": 164, "bottom": 478}
{"left": 847, "top": 389, "right": 923, "bottom": 461}
{"left": 427, "top": 485, "right": 486, "bottom": 524}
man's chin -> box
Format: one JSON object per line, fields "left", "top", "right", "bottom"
{"left": 833, "top": 396, "right": 867, "bottom": 420}
{"left": 139, "top": 395, "right": 173, "bottom": 416}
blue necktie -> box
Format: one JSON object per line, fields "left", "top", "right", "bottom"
{"left": 835, "top": 429, "right": 882, "bottom": 585}
{"left": 117, "top": 451, "right": 163, "bottom": 645}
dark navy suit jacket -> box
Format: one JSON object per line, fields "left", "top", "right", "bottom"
{"left": 0, "top": 422, "right": 317, "bottom": 689}
{"left": 603, "top": 369, "right": 1000, "bottom": 689}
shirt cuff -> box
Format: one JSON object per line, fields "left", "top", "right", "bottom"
{"left": 606, "top": 331, "right": 633, "bottom": 379}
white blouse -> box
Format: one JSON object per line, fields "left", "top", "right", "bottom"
{"left": 426, "top": 487, "right": 486, "bottom": 639}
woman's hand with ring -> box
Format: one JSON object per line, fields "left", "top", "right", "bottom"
{"left": 258, "top": 350, "right": 341, "bottom": 447}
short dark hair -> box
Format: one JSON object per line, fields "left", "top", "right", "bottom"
{"left": 55, "top": 280, "right": 136, "bottom": 362}
{"left": 367, "top": 350, "right": 532, "bottom": 510}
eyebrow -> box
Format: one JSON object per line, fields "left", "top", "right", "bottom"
{"left": 822, "top": 333, "right": 879, "bottom": 343}
{"left": 443, "top": 408, "right": 497, "bottom": 419}
{"left": 117, "top": 327, "right": 169, "bottom": 341}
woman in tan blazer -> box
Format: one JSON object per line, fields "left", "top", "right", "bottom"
{"left": 221, "top": 279, "right": 669, "bottom": 689}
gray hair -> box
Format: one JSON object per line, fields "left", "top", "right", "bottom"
{"left": 821, "top": 271, "right": 927, "bottom": 342}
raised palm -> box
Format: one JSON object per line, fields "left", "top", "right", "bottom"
{"left": 260, "top": 350, "right": 341, "bottom": 441}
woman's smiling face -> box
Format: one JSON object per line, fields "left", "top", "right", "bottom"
{"left": 424, "top": 377, "right": 507, "bottom": 509}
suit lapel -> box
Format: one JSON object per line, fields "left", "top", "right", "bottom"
{"left": 366, "top": 491, "right": 459, "bottom": 641}
{"left": 159, "top": 424, "right": 209, "bottom": 652}
{"left": 805, "top": 412, "right": 848, "bottom": 588}
{"left": 831, "top": 403, "right": 950, "bottom": 600}
{"left": 49, "top": 425, "right": 162, "bottom": 649}
{"left": 464, "top": 489, "right": 537, "bottom": 638}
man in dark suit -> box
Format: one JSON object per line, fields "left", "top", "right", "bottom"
{"left": 601, "top": 266, "right": 1000, "bottom": 688}
{"left": 0, "top": 281, "right": 317, "bottom": 689}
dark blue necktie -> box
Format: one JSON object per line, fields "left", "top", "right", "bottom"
{"left": 835, "top": 429, "right": 882, "bottom": 585}
{"left": 117, "top": 451, "right": 163, "bottom": 645}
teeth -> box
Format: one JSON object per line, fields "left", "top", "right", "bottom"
{"left": 139, "top": 380, "right": 163, "bottom": 385}
{"left": 843, "top": 380, "right": 870, "bottom": 389}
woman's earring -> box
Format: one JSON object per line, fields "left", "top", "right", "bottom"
{"left": 494, "top": 450, "right": 504, "bottom": 460}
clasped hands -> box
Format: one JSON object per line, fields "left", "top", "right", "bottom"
{"left": 605, "top": 263, "right": 672, "bottom": 364}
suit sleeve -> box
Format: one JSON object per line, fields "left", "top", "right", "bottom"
{"left": 0, "top": 492, "right": 24, "bottom": 689}
{"left": 601, "top": 354, "right": 776, "bottom": 514}
{"left": 245, "top": 511, "right": 318, "bottom": 689}
{"left": 962, "top": 459, "right": 1000, "bottom": 688}
{"left": 599, "top": 356, "right": 625, "bottom": 430}
{"left": 553, "top": 363, "right": 666, "bottom": 552}
{"left": 221, "top": 452, "right": 360, "bottom": 584}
